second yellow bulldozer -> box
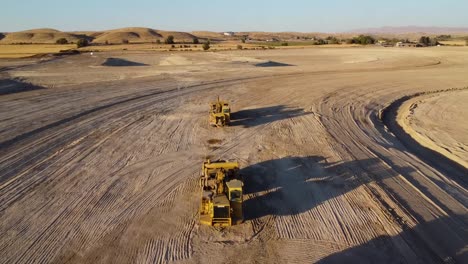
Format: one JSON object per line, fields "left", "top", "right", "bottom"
{"left": 199, "top": 159, "right": 243, "bottom": 226}
{"left": 209, "top": 97, "right": 231, "bottom": 127}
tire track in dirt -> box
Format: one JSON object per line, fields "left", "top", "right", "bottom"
{"left": 1, "top": 49, "right": 466, "bottom": 264}
{"left": 316, "top": 82, "right": 467, "bottom": 263}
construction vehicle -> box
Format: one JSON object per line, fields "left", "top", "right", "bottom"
{"left": 199, "top": 159, "right": 243, "bottom": 226}
{"left": 209, "top": 97, "right": 231, "bottom": 127}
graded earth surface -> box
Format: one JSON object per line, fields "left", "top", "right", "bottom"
{"left": 0, "top": 47, "right": 467, "bottom": 263}
{"left": 397, "top": 90, "right": 468, "bottom": 169}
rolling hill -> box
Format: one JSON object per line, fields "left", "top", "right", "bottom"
{"left": 0, "top": 27, "right": 198, "bottom": 45}
{"left": 0, "top": 28, "right": 84, "bottom": 44}
{"left": 92, "top": 27, "right": 197, "bottom": 44}
{"left": 1, "top": 26, "right": 467, "bottom": 45}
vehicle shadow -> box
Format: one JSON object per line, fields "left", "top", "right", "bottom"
{"left": 242, "top": 156, "right": 407, "bottom": 220}
{"left": 316, "top": 215, "right": 467, "bottom": 264}
{"left": 242, "top": 156, "right": 467, "bottom": 263}
{"left": 0, "top": 78, "right": 46, "bottom": 96}
{"left": 230, "top": 105, "right": 308, "bottom": 128}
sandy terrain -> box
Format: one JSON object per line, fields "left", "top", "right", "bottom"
{"left": 0, "top": 47, "right": 467, "bottom": 263}
{"left": 397, "top": 90, "right": 468, "bottom": 169}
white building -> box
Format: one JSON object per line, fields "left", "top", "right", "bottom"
{"left": 223, "top": 32, "right": 235, "bottom": 36}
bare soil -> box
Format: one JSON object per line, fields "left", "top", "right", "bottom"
{"left": 397, "top": 90, "right": 468, "bottom": 169}
{"left": 0, "top": 47, "right": 467, "bottom": 264}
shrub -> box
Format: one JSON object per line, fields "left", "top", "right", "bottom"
{"left": 156, "top": 39, "right": 161, "bottom": 44}
{"left": 237, "top": 45, "right": 243, "bottom": 50}
{"left": 352, "top": 35, "right": 375, "bottom": 45}
{"left": 326, "top": 36, "right": 340, "bottom": 44}
{"left": 122, "top": 39, "right": 129, "bottom": 44}
{"left": 56, "top": 38, "right": 68, "bottom": 44}
{"left": 76, "top": 39, "right": 89, "bottom": 48}
{"left": 165, "top": 35, "right": 175, "bottom": 44}
{"left": 281, "top": 42, "right": 289, "bottom": 46}
{"left": 435, "top": 35, "right": 451, "bottom": 41}
{"left": 202, "top": 41, "right": 210, "bottom": 51}
{"left": 315, "top": 39, "right": 326, "bottom": 45}
{"left": 193, "top": 38, "right": 199, "bottom": 44}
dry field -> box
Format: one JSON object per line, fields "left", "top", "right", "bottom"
{"left": 0, "top": 46, "right": 467, "bottom": 263}
{"left": 0, "top": 44, "right": 76, "bottom": 58}
{"left": 0, "top": 43, "right": 356, "bottom": 59}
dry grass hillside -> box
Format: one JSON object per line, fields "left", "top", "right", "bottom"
{"left": 93, "top": 27, "right": 196, "bottom": 44}
{"left": 0, "top": 28, "right": 83, "bottom": 44}
{"left": 156, "top": 29, "right": 196, "bottom": 41}
{"left": 92, "top": 27, "right": 162, "bottom": 44}
{"left": 192, "top": 31, "right": 231, "bottom": 41}
{"left": 0, "top": 27, "right": 198, "bottom": 45}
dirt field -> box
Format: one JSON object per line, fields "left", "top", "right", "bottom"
{"left": 0, "top": 47, "right": 467, "bottom": 263}
{"left": 397, "top": 90, "right": 468, "bottom": 169}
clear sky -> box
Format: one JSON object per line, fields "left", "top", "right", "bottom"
{"left": 2, "top": 0, "right": 468, "bottom": 32}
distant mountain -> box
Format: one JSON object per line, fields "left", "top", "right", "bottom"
{"left": 350, "top": 26, "right": 468, "bottom": 34}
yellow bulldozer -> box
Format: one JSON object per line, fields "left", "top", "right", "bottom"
{"left": 199, "top": 159, "right": 243, "bottom": 226}
{"left": 209, "top": 97, "right": 231, "bottom": 127}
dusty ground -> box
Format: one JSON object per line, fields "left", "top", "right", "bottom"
{"left": 0, "top": 47, "right": 467, "bottom": 264}
{"left": 397, "top": 90, "right": 468, "bottom": 169}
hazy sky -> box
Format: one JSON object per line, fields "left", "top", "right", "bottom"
{"left": 2, "top": 0, "right": 468, "bottom": 32}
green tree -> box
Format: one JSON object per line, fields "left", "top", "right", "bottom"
{"left": 326, "top": 36, "right": 339, "bottom": 44}
{"left": 315, "top": 39, "right": 326, "bottom": 45}
{"left": 76, "top": 39, "right": 88, "bottom": 48}
{"left": 419, "top": 36, "right": 431, "bottom": 45}
{"left": 202, "top": 41, "right": 210, "bottom": 51}
{"left": 193, "top": 38, "right": 199, "bottom": 44}
{"left": 165, "top": 35, "right": 175, "bottom": 44}
{"left": 56, "top": 38, "right": 68, "bottom": 44}
{"left": 353, "top": 35, "right": 375, "bottom": 45}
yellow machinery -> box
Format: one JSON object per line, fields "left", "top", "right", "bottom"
{"left": 199, "top": 159, "right": 243, "bottom": 226}
{"left": 209, "top": 97, "right": 231, "bottom": 127}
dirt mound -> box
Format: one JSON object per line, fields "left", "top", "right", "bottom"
{"left": 0, "top": 28, "right": 82, "bottom": 44}
{"left": 93, "top": 27, "right": 163, "bottom": 44}
{"left": 0, "top": 79, "right": 45, "bottom": 95}
{"left": 255, "top": 61, "right": 294, "bottom": 67}
{"left": 102, "top": 58, "right": 148, "bottom": 67}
